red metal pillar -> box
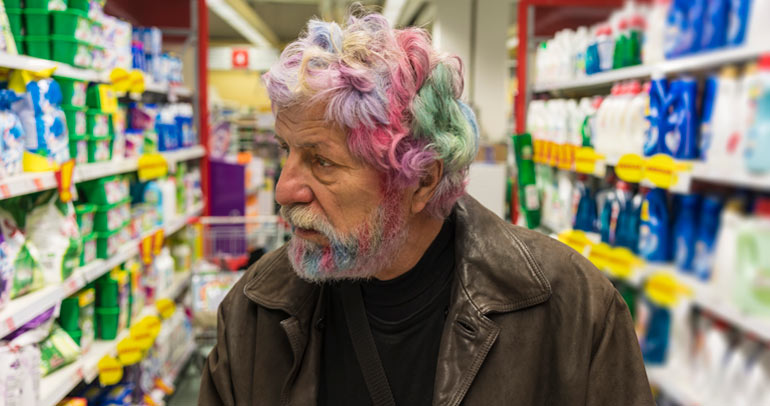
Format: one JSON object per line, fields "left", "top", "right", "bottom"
{"left": 515, "top": 0, "right": 529, "bottom": 135}
{"left": 198, "top": 0, "right": 211, "bottom": 216}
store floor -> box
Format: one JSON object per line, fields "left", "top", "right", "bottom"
{"left": 168, "top": 355, "right": 204, "bottom": 405}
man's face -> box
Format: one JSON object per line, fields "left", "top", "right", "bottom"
{"left": 275, "top": 104, "right": 408, "bottom": 281}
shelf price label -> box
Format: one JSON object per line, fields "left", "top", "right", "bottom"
{"left": 587, "top": 242, "right": 612, "bottom": 270}
{"left": 98, "top": 355, "right": 123, "bottom": 386}
{"left": 137, "top": 153, "right": 168, "bottom": 181}
{"left": 153, "top": 229, "right": 164, "bottom": 256}
{"left": 575, "top": 147, "right": 604, "bottom": 175}
{"left": 644, "top": 272, "right": 692, "bottom": 308}
{"left": 156, "top": 298, "right": 176, "bottom": 320}
{"left": 533, "top": 139, "right": 545, "bottom": 164}
{"left": 117, "top": 337, "right": 143, "bottom": 365}
{"left": 604, "top": 247, "right": 642, "bottom": 279}
{"left": 643, "top": 154, "right": 691, "bottom": 189}
{"left": 55, "top": 160, "right": 76, "bottom": 202}
{"left": 615, "top": 154, "right": 645, "bottom": 183}
{"left": 557, "top": 229, "right": 594, "bottom": 256}
{"left": 140, "top": 235, "right": 154, "bottom": 265}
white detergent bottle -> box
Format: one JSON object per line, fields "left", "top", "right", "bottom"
{"left": 665, "top": 300, "right": 694, "bottom": 376}
{"left": 594, "top": 86, "right": 615, "bottom": 155}
{"left": 643, "top": 0, "right": 670, "bottom": 64}
{"left": 625, "top": 81, "right": 649, "bottom": 156}
{"left": 742, "top": 349, "right": 770, "bottom": 406}
{"left": 747, "top": 0, "right": 770, "bottom": 48}
{"left": 710, "top": 198, "right": 747, "bottom": 301}
{"left": 707, "top": 65, "right": 741, "bottom": 170}
{"left": 713, "top": 338, "right": 757, "bottom": 406}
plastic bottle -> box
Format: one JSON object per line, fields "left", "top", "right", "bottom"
{"left": 734, "top": 198, "right": 770, "bottom": 316}
{"left": 626, "top": 81, "right": 650, "bottom": 156}
{"left": 627, "top": 13, "right": 644, "bottom": 67}
{"left": 747, "top": 0, "right": 770, "bottom": 48}
{"left": 599, "top": 186, "right": 617, "bottom": 245}
{"left": 613, "top": 17, "right": 629, "bottom": 70}
{"left": 673, "top": 193, "right": 700, "bottom": 272}
{"left": 715, "top": 339, "right": 758, "bottom": 406}
{"left": 705, "top": 66, "right": 741, "bottom": 167}
{"left": 640, "top": 296, "right": 671, "bottom": 364}
{"left": 585, "top": 28, "right": 600, "bottom": 75}
{"left": 572, "top": 175, "right": 597, "bottom": 232}
{"left": 617, "top": 186, "right": 643, "bottom": 253}
{"left": 711, "top": 197, "right": 747, "bottom": 302}
{"left": 513, "top": 134, "right": 540, "bottom": 229}
{"left": 693, "top": 196, "right": 723, "bottom": 280}
{"left": 699, "top": 75, "right": 719, "bottom": 160}
{"left": 644, "top": 0, "right": 670, "bottom": 64}
{"left": 594, "top": 84, "right": 618, "bottom": 156}
{"left": 701, "top": 0, "right": 729, "bottom": 50}
{"left": 596, "top": 25, "right": 615, "bottom": 72}
{"left": 727, "top": 0, "right": 751, "bottom": 46}
{"left": 645, "top": 76, "right": 670, "bottom": 156}
{"left": 665, "top": 0, "right": 706, "bottom": 58}
{"left": 664, "top": 77, "right": 700, "bottom": 159}
{"left": 745, "top": 54, "right": 770, "bottom": 173}
{"left": 638, "top": 188, "right": 671, "bottom": 262}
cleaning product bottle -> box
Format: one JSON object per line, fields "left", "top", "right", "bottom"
{"left": 513, "top": 133, "right": 541, "bottom": 229}
{"left": 747, "top": 0, "right": 770, "bottom": 48}
{"left": 596, "top": 25, "right": 615, "bottom": 72}
{"left": 572, "top": 174, "right": 597, "bottom": 232}
{"left": 711, "top": 196, "right": 747, "bottom": 304}
{"left": 706, "top": 65, "right": 741, "bottom": 168}
{"left": 599, "top": 184, "right": 617, "bottom": 245}
{"left": 664, "top": 77, "right": 699, "bottom": 159}
{"left": 665, "top": 0, "right": 705, "bottom": 58}
{"left": 639, "top": 188, "right": 672, "bottom": 262}
{"left": 693, "top": 195, "right": 723, "bottom": 281}
{"left": 673, "top": 193, "right": 700, "bottom": 273}
{"left": 727, "top": 0, "right": 751, "bottom": 46}
{"left": 644, "top": 0, "right": 670, "bottom": 64}
{"left": 617, "top": 184, "right": 643, "bottom": 253}
{"left": 585, "top": 29, "right": 600, "bottom": 75}
{"left": 646, "top": 75, "right": 669, "bottom": 156}
{"left": 699, "top": 75, "right": 719, "bottom": 160}
{"left": 745, "top": 54, "right": 770, "bottom": 173}
{"left": 701, "top": 0, "right": 729, "bottom": 50}
{"left": 627, "top": 12, "right": 644, "bottom": 67}
{"left": 613, "top": 16, "right": 629, "bottom": 70}
{"left": 639, "top": 294, "right": 672, "bottom": 364}
{"left": 625, "top": 81, "right": 649, "bottom": 156}
{"left": 734, "top": 198, "right": 770, "bottom": 316}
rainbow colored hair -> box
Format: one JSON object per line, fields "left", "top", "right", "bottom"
{"left": 264, "top": 12, "right": 479, "bottom": 217}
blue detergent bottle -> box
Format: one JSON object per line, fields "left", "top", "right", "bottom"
{"left": 573, "top": 175, "right": 597, "bottom": 232}
{"left": 599, "top": 187, "right": 617, "bottom": 244}
{"left": 646, "top": 76, "right": 670, "bottom": 156}
{"left": 639, "top": 188, "right": 672, "bottom": 262}
{"left": 693, "top": 196, "right": 724, "bottom": 281}
{"left": 616, "top": 182, "right": 641, "bottom": 252}
{"left": 640, "top": 296, "right": 672, "bottom": 364}
{"left": 701, "top": 0, "right": 729, "bottom": 50}
{"left": 727, "top": 0, "right": 751, "bottom": 46}
{"left": 699, "top": 75, "right": 719, "bottom": 161}
{"left": 673, "top": 194, "right": 700, "bottom": 273}
{"left": 664, "top": 77, "right": 700, "bottom": 159}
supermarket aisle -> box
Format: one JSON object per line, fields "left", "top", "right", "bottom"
{"left": 168, "top": 362, "right": 202, "bottom": 406}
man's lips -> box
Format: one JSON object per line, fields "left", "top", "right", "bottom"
{"left": 294, "top": 227, "right": 321, "bottom": 239}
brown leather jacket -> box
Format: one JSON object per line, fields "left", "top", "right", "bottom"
{"left": 199, "top": 195, "right": 655, "bottom": 405}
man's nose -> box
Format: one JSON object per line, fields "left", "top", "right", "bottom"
{"left": 275, "top": 156, "right": 313, "bottom": 206}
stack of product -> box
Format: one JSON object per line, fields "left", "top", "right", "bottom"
{"left": 12, "top": 76, "right": 71, "bottom": 167}
{"left": 0, "top": 89, "right": 26, "bottom": 178}
{"left": 535, "top": 0, "right": 764, "bottom": 84}
{"left": 77, "top": 175, "right": 131, "bottom": 260}
{"left": 132, "top": 26, "right": 183, "bottom": 87}
{"left": 529, "top": 52, "right": 770, "bottom": 176}
{"left": 126, "top": 102, "right": 197, "bottom": 156}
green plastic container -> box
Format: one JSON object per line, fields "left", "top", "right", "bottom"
{"left": 80, "top": 231, "right": 96, "bottom": 266}
{"left": 64, "top": 328, "right": 82, "bottom": 345}
{"left": 26, "top": 0, "right": 67, "bottom": 10}
{"left": 58, "top": 297, "right": 80, "bottom": 331}
{"left": 96, "top": 277, "right": 119, "bottom": 307}
{"left": 51, "top": 10, "right": 86, "bottom": 37}
{"left": 4, "top": 0, "right": 22, "bottom": 8}
{"left": 23, "top": 36, "right": 50, "bottom": 59}
{"left": 54, "top": 76, "right": 87, "bottom": 107}
{"left": 96, "top": 226, "right": 122, "bottom": 259}
{"left": 96, "top": 306, "right": 119, "bottom": 340}
{"left": 23, "top": 9, "right": 49, "bottom": 37}
{"left": 6, "top": 9, "right": 22, "bottom": 36}
{"left": 50, "top": 35, "right": 83, "bottom": 66}
{"left": 87, "top": 135, "right": 112, "bottom": 163}
{"left": 69, "top": 0, "right": 89, "bottom": 12}
{"left": 86, "top": 110, "right": 109, "bottom": 137}
{"left": 61, "top": 104, "right": 87, "bottom": 136}
{"left": 74, "top": 203, "right": 96, "bottom": 234}
{"left": 68, "top": 133, "right": 88, "bottom": 164}
{"left": 94, "top": 199, "right": 129, "bottom": 232}
{"left": 80, "top": 175, "right": 128, "bottom": 205}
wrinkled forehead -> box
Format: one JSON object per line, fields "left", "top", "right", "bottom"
{"left": 275, "top": 103, "right": 349, "bottom": 147}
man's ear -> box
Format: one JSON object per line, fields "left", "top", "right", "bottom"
{"left": 410, "top": 160, "right": 443, "bottom": 214}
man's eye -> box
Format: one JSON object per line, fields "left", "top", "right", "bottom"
{"left": 279, "top": 143, "right": 289, "bottom": 152}
{"left": 314, "top": 156, "right": 333, "bottom": 168}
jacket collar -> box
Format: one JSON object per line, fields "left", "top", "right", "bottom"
{"left": 242, "top": 194, "right": 552, "bottom": 318}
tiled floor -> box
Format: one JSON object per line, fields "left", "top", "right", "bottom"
{"left": 168, "top": 351, "right": 205, "bottom": 405}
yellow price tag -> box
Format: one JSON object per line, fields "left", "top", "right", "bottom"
{"left": 98, "top": 355, "right": 123, "bottom": 386}
{"left": 156, "top": 298, "right": 176, "bottom": 319}
{"left": 130, "top": 323, "right": 155, "bottom": 351}
{"left": 587, "top": 242, "right": 612, "bottom": 271}
{"left": 129, "top": 70, "right": 146, "bottom": 94}
{"left": 547, "top": 141, "right": 558, "bottom": 167}
{"left": 557, "top": 144, "right": 573, "bottom": 170}
{"left": 644, "top": 272, "right": 692, "bottom": 307}
{"left": 557, "top": 229, "right": 594, "bottom": 256}
{"left": 604, "top": 247, "right": 642, "bottom": 279}
{"left": 117, "top": 337, "right": 143, "bottom": 365}
{"left": 574, "top": 147, "right": 604, "bottom": 175}
{"left": 142, "top": 315, "right": 162, "bottom": 338}
{"left": 138, "top": 153, "right": 169, "bottom": 181}
{"left": 615, "top": 153, "right": 645, "bottom": 183}
{"left": 109, "top": 68, "right": 132, "bottom": 92}
{"left": 643, "top": 154, "right": 691, "bottom": 189}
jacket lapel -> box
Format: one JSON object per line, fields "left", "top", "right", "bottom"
{"left": 432, "top": 196, "right": 553, "bottom": 406}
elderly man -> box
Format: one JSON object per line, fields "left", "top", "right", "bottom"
{"left": 199, "top": 11, "right": 653, "bottom": 406}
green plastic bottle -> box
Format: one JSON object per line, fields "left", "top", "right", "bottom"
{"left": 735, "top": 200, "right": 770, "bottom": 316}
{"left": 512, "top": 133, "right": 540, "bottom": 229}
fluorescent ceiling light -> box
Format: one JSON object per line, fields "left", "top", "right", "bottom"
{"left": 207, "top": 0, "right": 271, "bottom": 48}
{"left": 382, "top": 0, "right": 407, "bottom": 26}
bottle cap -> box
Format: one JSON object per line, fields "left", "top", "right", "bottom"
{"left": 759, "top": 54, "right": 770, "bottom": 71}
{"left": 755, "top": 197, "right": 770, "bottom": 217}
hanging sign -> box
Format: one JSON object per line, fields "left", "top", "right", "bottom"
{"left": 55, "top": 160, "right": 76, "bottom": 202}
{"left": 232, "top": 48, "right": 249, "bottom": 69}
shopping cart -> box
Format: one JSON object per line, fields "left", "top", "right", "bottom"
{"left": 187, "top": 215, "right": 291, "bottom": 370}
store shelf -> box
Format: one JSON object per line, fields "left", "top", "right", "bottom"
{"left": 38, "top": 270, "right": 194, "bottom": 406}
{"left": 646, "top": 366, "right": 701, "bottom": 406}
{"left": 0, "top": 51, "right": 102, "bottom": 82}
{"left": 0, "top": 203, "right": 202, "bottom": 340}
{"left": 534, "top": 45, "right": 770, "bottom": 93}
{"left": 690, "top": 162, "right": 770, "bottom": 191}
{"left": 0, "top": 146, "right": 206, "bottom": 201}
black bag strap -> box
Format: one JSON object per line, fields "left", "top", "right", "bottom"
{"left": 340, "top": 284, "right": 397, "bottom": 406}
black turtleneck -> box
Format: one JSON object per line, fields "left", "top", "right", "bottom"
{"left": 318, "top": 218, "right": 455, "bottom": 406}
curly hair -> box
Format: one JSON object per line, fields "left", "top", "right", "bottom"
{"left": 263, "top": 12, "right": 479, "bottom": 217}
